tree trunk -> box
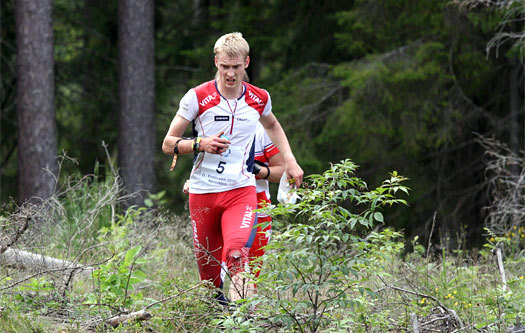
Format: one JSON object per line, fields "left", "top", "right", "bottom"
{"left": 508, "top": 59, "right": 519, "bottom": 172}
{"left": 192, "top": 0, "right": 207, "bottom": 23}
{"left": 117, "top": 0, "right": 156, "bottom": 206}
{"left": 15, "top": 0, "right": 57, "bottom": 204}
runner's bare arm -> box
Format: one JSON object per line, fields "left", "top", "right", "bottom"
{"left": 162, "top": 115, "right": 192, "bottom": 155}
{"left": 262, "top": 151, "right": 285, "bottom": 183}
{"left": 162, "top": 115, "right": 230, "bottom": 155}
{"left": 260, "top": 113, "right": 303, "bottom": 187}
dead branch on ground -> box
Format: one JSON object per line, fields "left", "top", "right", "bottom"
{"left": 377, "top": 275, "right": 465, "bottom": 331}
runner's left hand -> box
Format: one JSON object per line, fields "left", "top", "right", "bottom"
{"left": 183, "top": 180, "right": 190, "bottom": 194}
{"left": 286, "top": 159, "right": 303, "bottom": 188}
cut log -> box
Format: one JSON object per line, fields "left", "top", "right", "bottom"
{"left": 0, "top": 248, "right": 93, "bottom": 277}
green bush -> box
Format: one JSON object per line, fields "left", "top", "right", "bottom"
{"left": 219, "top": 159, "right": 409, "bottom": 332}
{"left": 84, "top": 207, "right": 149, "bottom": 310}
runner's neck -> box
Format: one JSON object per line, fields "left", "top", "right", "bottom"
{"left": 217, "top": 80, "right": 244, "bottom": 100}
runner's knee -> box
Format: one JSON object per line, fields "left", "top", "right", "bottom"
{"left": 226, "top": 247, "right": 249, "bottom": 275}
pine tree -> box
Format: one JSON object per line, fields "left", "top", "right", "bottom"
{"left": 15, "top": 0, "right": 58, "bottom": 204}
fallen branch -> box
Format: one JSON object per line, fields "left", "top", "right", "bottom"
{"left": 377, "top": 276, "right": 464, "bottom": 330}
{"left": 88, "top": 282, "right": 206, "bottom": 329}
{"left": 106, "top": 310, "right": 152, "bottom": 328}
{"left": 0, "top": 248, "right": 93, "bottom": 277}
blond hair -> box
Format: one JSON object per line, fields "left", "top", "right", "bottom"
{"left": 214, "top": 32, "right": 250, "bottom": 59}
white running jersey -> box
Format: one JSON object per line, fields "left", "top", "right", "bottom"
{"left": 177, "top": 80, "right": 272, "bottom": 194}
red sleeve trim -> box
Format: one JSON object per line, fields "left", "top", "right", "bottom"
{"left": 265, "top": 144, "right": 280, "bottom": 158}
{"left": 194, "top": 80, "right": 220, "bottom": 116}
{"left": 244, "top": 82, "right": 268, "bottom": 116}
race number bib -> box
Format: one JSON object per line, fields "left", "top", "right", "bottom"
{"left": 198, "top": 146, "right": 247, "bottom": 187}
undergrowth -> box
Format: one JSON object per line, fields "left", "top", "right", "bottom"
{"left": 0, "top": 158, "right": 523, "bottom": 332}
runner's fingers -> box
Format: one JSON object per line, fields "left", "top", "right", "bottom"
{"left": 214, "top": 141, "right": 229, "bottom": 149}
{"left": 202, "top": 137, "right": 229, "bottom": 153}
{"left": 209, "top": 143, "right": 228, "bottom": 154}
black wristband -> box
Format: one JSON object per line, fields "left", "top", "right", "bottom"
{"left": 262, "top": 164, "right": 270, "bottom": 180}
{"left": 173, "top": 138, "right": 183, "bottom": 154}
{"left": 252, "top": 163, "right": 261, "bottom": 175}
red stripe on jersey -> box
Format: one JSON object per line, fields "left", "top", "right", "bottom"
{"left": 255, "top": 144, "right": 279, "bottom": 164}
{"left": 244, "top": 82, "right": 268, "bottom": 115}
{"left": 265, "top": 144, "right": 279, "bottom": 158}
{"left": 197, "top": 116, "right": 206, "bottom": 136}
{"left": 255, "top": 155, "right": 269, "bottom": 164}
{"left": 194, "top": 80, "right": 220, "bottom": 115}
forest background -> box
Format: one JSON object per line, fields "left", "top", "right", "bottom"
{"left": 1, "top": 0, "right": 524, "bottom": 249}
{"left": 0, "top": 0, "right": 524, "bottom": 331}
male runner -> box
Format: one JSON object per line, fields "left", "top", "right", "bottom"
{"left": 162, "top": 32, "right": 303, "bottom": 302}
{"left": 183, "top": 123, "right": 284, "bottom": 284}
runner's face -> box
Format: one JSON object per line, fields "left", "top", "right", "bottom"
{"left": 215, "top": 52, "right": 249, "bottom": 93}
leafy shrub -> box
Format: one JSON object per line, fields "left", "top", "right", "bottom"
{"left": 219, "top": 159, "right": 409, "bottom": 332}
{"left": 84, "top": 207, "right": 150, "bottom": 310}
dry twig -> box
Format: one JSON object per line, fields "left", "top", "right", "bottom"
{"left": 377, "top": 276, "right": 465, "bottom": 330}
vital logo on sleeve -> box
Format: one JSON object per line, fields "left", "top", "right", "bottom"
{"left": 199, "top": 92, "right": 218, "bottom": 107}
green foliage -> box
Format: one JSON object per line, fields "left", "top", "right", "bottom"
{"left": 84, "top": 207, "right": 150, "bottom": 310}
{"left": 0, "top": 307, "right": 49, "bottom": 332}
{"left": 14, "top": 277, "right": 62, "bottom": 316}
{"left": 482, "top": 227, "right": 525, "bottom": 262}
{"left": 1, "top": 163, "right": 524, "bottom": 331}
{"left": 334, "top": 0, "right": 446, "bottom": 57}
{"left": 144, "top": 190, "right": 167, "bottom": 208}
{"left": 240, "top": 159, "right": 409, "bottom": 332}
{"left": 53, "top": 0, "right": 119, "bottom": 177}
{"left": 403, "top": 240, "right": 525, "bottom": 332}
{"left": 261, "top": 63, "right": 340, "bottom": 173}
{"left": 330, "top": 40, "right": 456, "bottom": 159}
